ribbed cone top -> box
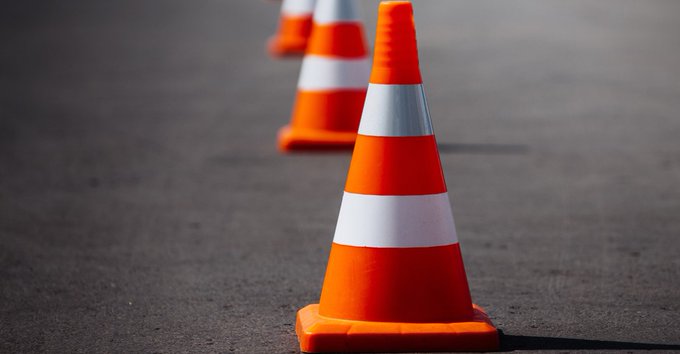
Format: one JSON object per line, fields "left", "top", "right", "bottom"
{"left": 370, "top": 1, "right": 422, "bottom": 84}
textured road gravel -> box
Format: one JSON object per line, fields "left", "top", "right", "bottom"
{"left": 2, "top": 1, "right": 680, "bottom": 352}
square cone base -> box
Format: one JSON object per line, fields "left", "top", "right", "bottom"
{"left": 278, "top": 126, "right": 357, "bottom": 152}
{"left": 296, "top": 304, "right": 499, "bottom": 353}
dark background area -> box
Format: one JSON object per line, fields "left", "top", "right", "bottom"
{"left": 1, "top": 0, "right": 679, "bottom": 352}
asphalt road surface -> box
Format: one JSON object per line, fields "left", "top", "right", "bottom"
{"left": 2, "top": 1, "right": 680, "bottom": 353}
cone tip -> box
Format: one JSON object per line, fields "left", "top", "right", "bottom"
{"left": 379, "top": 1, "right": 414, "bottom": 15}
{"left": 370, "top": 1, "right": 422, "bottom": 85}
{"left": 378, "top": 1, "right": 416, "bottom": 28}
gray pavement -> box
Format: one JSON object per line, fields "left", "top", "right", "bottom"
{"left": 1, "top": 0, "right": 680, "bottom": 352}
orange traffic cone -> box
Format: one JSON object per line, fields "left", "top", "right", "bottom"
{"left": 277, "top": 0, "right": 370, "bottom": 151}
{"left": 268, "top": 0, "right": 316, "bottom": 57}
{"left": 295, "top": 2, "right": 499, "bottom": 352}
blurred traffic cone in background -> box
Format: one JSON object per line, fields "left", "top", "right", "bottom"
{"left": 295, "top": 1, "right": 499, "bottom": 352}
{"left": 278, "top": 0, "right": 369, "bottom": 151}
{"left": 268, "top": 0, "right": 316, "bottom": 57}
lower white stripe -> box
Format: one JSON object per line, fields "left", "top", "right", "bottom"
{"left": 333, "top": 192, "right": 458, "bottom": 248}
{"left": 358, "top": 84, "right": 433, "bottom": 137}
{"left": 298, "top": 55, "right": 370, "bottom": 91}
{"left": 282, "top": 0, "right": 316, "bottom": 16}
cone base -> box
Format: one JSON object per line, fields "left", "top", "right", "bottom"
{"left": 296, "top": 304, "right": 499, "bottom": 353}
{"left": 278, "top": 125, "right": 357, "bottom": 152}
{"left": 267, "top": 36, "right": 307, "bottom": 57}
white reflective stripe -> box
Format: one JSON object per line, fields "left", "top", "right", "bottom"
{"left": 333, "top": 192, "right": 458, "bottom": 248}
{"left": 313, "top": 0, "right": 360, "bottom": 24}
{"left": 358, "top": 84, "right": 434, "bottom": 137}
{"left": 282, "top": 0, "right": 316, "bottom": 16}
{"left": 298, "top": 55, "right": 370, "bottom": 91}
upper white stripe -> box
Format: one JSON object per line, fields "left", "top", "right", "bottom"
{"left": 358, "top": 84, "right": 434, "bottom": 137}
{"left": 298, "top": 55, "right": 370, "bottom": 91}
{"left": 314, "top": 0, "right": 360, "bottom": 24}
{"left": 333, "top": 192, "right": 458, "bottom": 248}
{"left": 282, "top": 0, "right": 316, "bottom": 16}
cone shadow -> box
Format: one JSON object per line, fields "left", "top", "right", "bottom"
{"left": 438, "top": 143, "right": 529, "bottom": 155}
{"left": 501, "top": 334, "right": 680, "bottom": 351}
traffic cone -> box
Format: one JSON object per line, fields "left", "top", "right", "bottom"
{"left": 268, "top": 0, "right": 316, "bottom": 57}
{"left": 295, "top": 1, "right": 499, "bottom": 352}
{"left": 277, "top": 0, "right": 370, "bottom": 151}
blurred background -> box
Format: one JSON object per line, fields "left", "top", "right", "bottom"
{"left": 1, "top": 0, "right": 679, "bottom": 352}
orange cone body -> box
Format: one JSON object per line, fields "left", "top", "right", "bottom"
{"left": 268, "top": 0, "right": 316, "bottom": 57}
{"left": 277, "top": 0, "right": 370, "bottom": 151}
{"left": 295, "top": 2, "right": 499, "bottom": 352}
